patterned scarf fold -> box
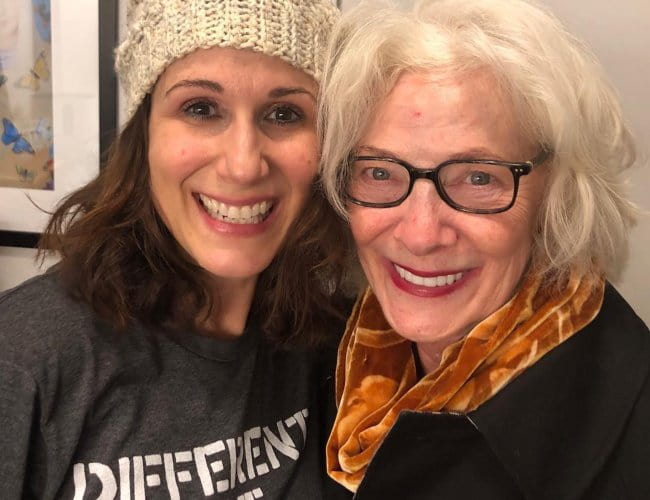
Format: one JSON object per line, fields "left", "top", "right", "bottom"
{"left": 326, "top": 271, "right": 605, "bottom": 492}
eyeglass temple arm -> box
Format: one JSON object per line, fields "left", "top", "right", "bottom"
{"left": 529, "top": 148, "right": 552, "bottom": 168}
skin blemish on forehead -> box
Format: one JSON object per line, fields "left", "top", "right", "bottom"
{"left": 413, "top": 111, "right": 422, "bottom": 118}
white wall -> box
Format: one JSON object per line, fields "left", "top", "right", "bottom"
{"left": 2, "top": 0, "right": 649, "bottom": 326}
{"left": 0, "top": 246, "right": 58, "bottom": 291}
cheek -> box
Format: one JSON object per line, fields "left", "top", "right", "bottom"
{"left": 477, "top": 208, "right": 538, "bottom": 266}
{"left": 508, "top": 198, "right": 542, "bottom": 247}
{"left": 278, "top": 138, "right": 319, "bottom": 187}
{"left": 295, "top": 154, "right": 318, "bottom": 185}
{"left": 349, "top": 208, "right": 388, "bottom": 251}
{"left": 149, "top": 130, "right": 209, "bottom": 183}
{"left": 349, "top": 210, "right": 369, "bottom": 246}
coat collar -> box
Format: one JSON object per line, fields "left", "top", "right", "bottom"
{"left": 469, "top": 284, "right": 650, "bottom": 499}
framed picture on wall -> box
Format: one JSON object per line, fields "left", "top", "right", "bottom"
{"left": 0, "top": 0, "right": 118, "bottom": 248}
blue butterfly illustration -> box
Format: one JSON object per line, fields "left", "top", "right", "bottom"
{"left": 2, "top": 118, "right": 35, "bottom": 154}
{"left": 33, "top": 0, "right": 51, "bottom": 43}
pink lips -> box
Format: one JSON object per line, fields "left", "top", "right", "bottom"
{"left": 387, "top": 260, "right": 473, "bottom": 298}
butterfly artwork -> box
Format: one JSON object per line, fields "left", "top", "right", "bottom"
{"left": 34, "top": 118, "right": 53, "bottom": 143}
{"left": 2, "top": 118, "right": 35, "bottom": 154}
{"left": 42, "top": 157, "right": 54, "bottom": 190}
{"left": 33, "top": 0, "right": 52, "bottom": 43}
{"left": 15, "top": 165, "right": 35, "bottom": 183}
{"left": 16, "top": 51, "right": 50, "bottom": 91}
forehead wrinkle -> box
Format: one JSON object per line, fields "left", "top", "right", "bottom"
{"left": 365, "top": 71, "right": 531, "bottom": 166}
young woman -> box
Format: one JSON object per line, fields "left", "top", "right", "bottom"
{"left": 0, "top": 1, "right": 349, "bottom": 498}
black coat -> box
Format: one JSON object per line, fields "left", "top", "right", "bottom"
{"left": 325, "top": 284, "right": 650, "bottom": 499}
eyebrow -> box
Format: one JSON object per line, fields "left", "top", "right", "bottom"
{"left": 165, "top": 79, "right": 224, "bottom": 95}
{"left": 357, "top": 145, "right": 504, "bottom": 161}
{"left": 269, "top": 87, "right": 316, "bottom": 101}
{"left": 447, "top": 147, "right": 504, "bottom": 160}
{"left": 356, "top": 145, "right": 401, "bottom": 159}
{"left": 165, "top": 80, "right": 314, "bottom": 101}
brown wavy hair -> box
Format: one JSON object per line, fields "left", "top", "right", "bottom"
{"left": 39, "top": 95, "right": 352, "bottom": 346}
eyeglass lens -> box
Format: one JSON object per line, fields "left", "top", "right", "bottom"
{"left": 349, "top": 159, "right": 516, "bottom": 211}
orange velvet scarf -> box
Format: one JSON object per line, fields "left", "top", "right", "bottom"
{"left": 326, "top": 271, "right": 605, "bottom": 492}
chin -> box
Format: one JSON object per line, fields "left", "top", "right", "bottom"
{"left": 384, "top": 304, "right": 466, "bottom": 345}
{"left": 194, "top": 253, "right": 269, "bottom": 281}
{"left": 384, "top": 312, "right": 428, "bottom": 341}
{"left": 393, "top": 324, "right": 438, "bottom": 344}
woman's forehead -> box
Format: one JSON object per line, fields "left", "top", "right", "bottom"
{"left": 156, "top": 46, "right": 318, "bottom": 95}
{"left": 361, "top": 69, "right": 532, "bottom": 161}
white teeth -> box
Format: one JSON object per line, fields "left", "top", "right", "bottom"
{"left": 395, "top": 264, "right": 463, "bottom": 288}
{"left": 227, "top": 206, "right": 238, "bottom": 219}
{"left": 199, "top": 194, "right": 273, "bottom": 224}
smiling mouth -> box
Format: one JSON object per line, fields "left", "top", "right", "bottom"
{"left": 394, "top": 264, "right": 464, "bottom": 288}
{"left": 198, "top": 194, "right": 274, "bottom": 225}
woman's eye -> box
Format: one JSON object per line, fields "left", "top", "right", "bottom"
{"left": 370, "top": 168, "right": 391, "bottom": 181}
{"left": 183, "top": 101, "right": 218, "bottom": 120}
{"left": 468, "top": 171, "right": 491, "bottom": 186}
{"left": 266, "top": 106, "right": 302, "bottom": 125}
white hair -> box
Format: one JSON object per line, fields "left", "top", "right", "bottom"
{"left": 319, "top": 0, "right": 639, "bottom": 283}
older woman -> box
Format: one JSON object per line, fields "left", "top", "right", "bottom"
{"left": 0, "top": 0, "right": 348, "bottom": 498}
{"left": 319, "top": 0, "right": 650, "bottom": 498}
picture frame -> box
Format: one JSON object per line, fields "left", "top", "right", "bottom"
{"left": 0, "top": 0, "right": 118, "bottom": 248}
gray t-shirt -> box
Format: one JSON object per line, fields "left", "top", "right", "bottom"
{"left": 0, "top": 272, "right": 334, "bottom": 499}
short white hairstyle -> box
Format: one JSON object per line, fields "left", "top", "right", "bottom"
{"left": 319, "top": 0, "right": 639, "bottom": 283}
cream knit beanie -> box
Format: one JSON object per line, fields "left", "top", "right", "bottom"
{"left": 115, "top": 0, "right": 340, "bottom": 120}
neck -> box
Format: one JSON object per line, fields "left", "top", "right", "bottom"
{"left": 200, "top": 276, "right": 258, "bottom": 339}
{"left": 415, "top": 329, "right": 468, "bottom": 374}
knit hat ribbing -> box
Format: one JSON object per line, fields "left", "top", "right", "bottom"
{"left": 115, "top": 0, "right": 340, "bottom": 120}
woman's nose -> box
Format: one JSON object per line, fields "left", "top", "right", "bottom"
{"left": 393, "top": 181, "right": 458, "bottom": 256}
{"left": 216, "top": 119, "right": 270, "bottom": 184}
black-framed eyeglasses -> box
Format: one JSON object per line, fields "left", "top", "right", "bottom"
{"left": 346, "top": 150, "right": 550, "bottom": 214}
